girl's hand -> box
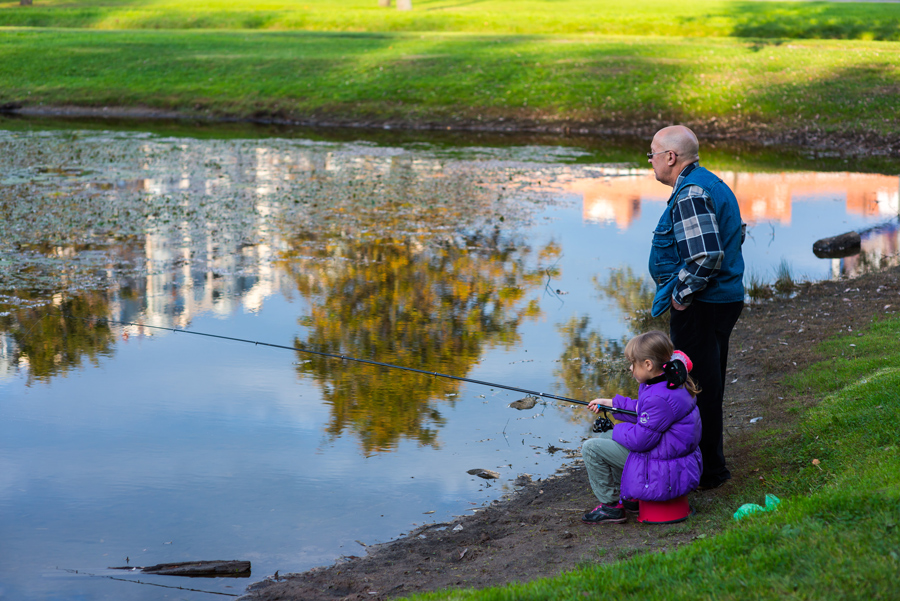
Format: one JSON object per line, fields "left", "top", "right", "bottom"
{"left": 587, "top": 398, "right": 613, "bottom": 414}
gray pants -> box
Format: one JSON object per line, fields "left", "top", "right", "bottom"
{"left": 581, "top": 431, "right": 630, "bottom": 505}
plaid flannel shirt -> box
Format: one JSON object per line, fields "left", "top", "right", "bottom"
{"left": 671, "top": 162, "right": 723, "bottom": 306}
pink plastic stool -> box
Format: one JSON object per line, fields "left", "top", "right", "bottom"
{"left": 637, "top": 495, "right": 694, "bottom": 524}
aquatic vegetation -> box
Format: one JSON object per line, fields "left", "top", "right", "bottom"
{"left": 0, "top": 129, "right": 557, "bottom": 304}
{"left": 773, "top": 258, "right": 806, "bottom": 295}
{"left": 745, "top": 269, "right": 774, "bottom": 302}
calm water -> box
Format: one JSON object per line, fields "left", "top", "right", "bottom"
{"left": 1, "top": 121, "right": 898, "bottom": 600}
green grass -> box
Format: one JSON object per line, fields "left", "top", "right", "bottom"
{"left": 2, "top": 1, "right": 899, "bottom": 140}
{"left": 406, "top": 316, "right": 900, "bottom": 600}
{"left": 787, "top": 316, "right": 900, "bottom": 396}
{"left": 3, "top": 0, "right": 900, "bottom": 41}
{"left": 2, "top": 29, "right": 899, "bottom": 140}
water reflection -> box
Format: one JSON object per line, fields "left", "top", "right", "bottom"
{"left": 833, "top": 219, "right": 900, "bottom": 279}
{"left": 2, "top": 129, "right": 898, "bottom": 390}
{"left": 0, "top": 294, "right": 115, "bottom": 384}
{"left": 555, "top": 316, "right": 633, "bottom": 407}
{"left": 2, "top": 126, "right": 900, "bottom": 600}
{"left": 554, "top": 266, "right": 671, "bottom": 415}
{"left": 593, "top": 267, "right": 670, "bottom": 334}
{"left": 0, "top": 128, "right": 544, "bottom": 379}
{"left": 283, "top": 232, "right": 552, "bottom": 452}
{"left": 1, "top": 128, "right": 897, "bottom": 396}
{"left": 567, "top": 169, "right": 899, "bottom": 229}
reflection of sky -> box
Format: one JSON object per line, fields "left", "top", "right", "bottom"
{"left": 743, "top": 196, "right": 872, "bottom": 281}
{"left": 567, "top": 172, "right": 899, "bottom": 286}
{"left": 1, "top": 299, "right": 583, "bottom": 600}
{"left": 2, "top": 129, "right": 900, "bottom": 600}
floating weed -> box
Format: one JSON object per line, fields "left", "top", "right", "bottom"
{"left": 0, "top": 130, "right": 570, "bottom": 298}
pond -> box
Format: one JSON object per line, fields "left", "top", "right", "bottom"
{"left": 1, "top": 118, "right": 898, "bottom": 600}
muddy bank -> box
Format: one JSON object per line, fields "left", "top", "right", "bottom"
{"left": 4, "top": 104, "right": 899, "bottom": 158}
{"left": 238, "top": 266, "right": 900, "bottom": 601}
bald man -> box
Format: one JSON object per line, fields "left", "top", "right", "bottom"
{"left": 647, "top": 125, "right": 745, "bottom": 490}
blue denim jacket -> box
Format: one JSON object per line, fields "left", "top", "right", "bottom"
{"left": 649, "top": 196, "right": 681, "bottom": 317}
{"left": 649, "top": 166, "right": 744, "bottom": 316}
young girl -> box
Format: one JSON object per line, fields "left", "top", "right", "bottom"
{"left": 581, "top": 330, "right": 702, "bottom": 524}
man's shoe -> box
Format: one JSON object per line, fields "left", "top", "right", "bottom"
{"left": 697, "top": 474, "right": 732, "bottom": 491}
{"left": 582, "top": 503, "right": 627, "bottom": 524}
{"left": 623, "top": 498, "right": 640, "bottom": 513}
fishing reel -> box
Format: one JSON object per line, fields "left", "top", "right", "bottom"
{"left": 592, "top": 411, "right": 614, "bottom": 433}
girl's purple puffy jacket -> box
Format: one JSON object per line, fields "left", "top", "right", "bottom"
{"left": 611, "top": 380, "right": 702, "bottom": 501}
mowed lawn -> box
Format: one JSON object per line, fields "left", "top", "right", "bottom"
{"left": 0, "top": 2, "right": 898, "bottom": 136}
{"left": 2, "top": 27, "right": 899, "bottom": 138}
{"left": 2, "top": 0, "right": 900, "bottom": 40}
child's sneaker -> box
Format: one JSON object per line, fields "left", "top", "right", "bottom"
{"left": 582, "top": 502, "right": 626, "bottom": 524}
{"left": 623, "top": 498, "right": 640, "bottom": 514}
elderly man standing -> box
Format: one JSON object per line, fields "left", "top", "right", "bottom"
{"left": 647, "top": 125, "right": 745, "bottom": 490}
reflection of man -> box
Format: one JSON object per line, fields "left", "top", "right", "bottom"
{"left": 647, "top": 125, "right": 745, "bottom": 490}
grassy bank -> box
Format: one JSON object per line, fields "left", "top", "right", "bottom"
{"left": 408, "top": 315, "right": 900, "bottom": 600}
{"left": 2, "top": 29, "right": 899, "bottom": 141}
{"left": 2, "top": 0, "right": 900, "bottom": 41}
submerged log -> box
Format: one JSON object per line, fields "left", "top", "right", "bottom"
{"left": 109, "top": 560, "right": 251, "bottom": 577}
{"left": 508, "top": 395, "right": 538, "bottom": 410}
{"left": 813, "top": 231, "right": 861, "bottom": 258}
{"left": 467, "top": 468, "right": 500, "bottom": 479}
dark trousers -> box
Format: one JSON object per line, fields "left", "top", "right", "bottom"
{"left": 670, "top": 300, "right": 743, "bottom": 486}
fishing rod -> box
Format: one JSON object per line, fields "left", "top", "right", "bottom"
{"left": 68, "top": 313, "right": 638, "bottom": 419}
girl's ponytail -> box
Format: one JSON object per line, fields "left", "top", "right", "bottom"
{"left": 625, "top": 331, "right": 701, "bottom": 397}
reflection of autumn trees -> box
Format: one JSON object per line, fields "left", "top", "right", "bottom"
{"left": 555, "top": 316, "right": 635, "bottom": 408}
{"left": 282, "top": 234, "right": 552, "bottom": 454}
{"left": 0, "top": 292, "right": 115, "bottom": 385}
{"left": 593, "top": 267, "right": 669, "bottom": 335}
{"left": 555, "top": 266, "right": 670, "bottom": 423}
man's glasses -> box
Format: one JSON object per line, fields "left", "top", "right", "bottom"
{"left": 647, "top": 150, "right": 678, "bottom": 159}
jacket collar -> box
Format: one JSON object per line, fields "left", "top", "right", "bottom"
{"left": 673, "top": 161, "right": 699, "bottom": 189}
{"left": 645, "top": 373, "right": 667, "bottom": 386}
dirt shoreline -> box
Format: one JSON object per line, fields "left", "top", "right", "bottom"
{"left": 4, "top": 104, "right": 900, "bottom": 157}
{"left": 237, "top": 265, "right": 900, "bottom": 601}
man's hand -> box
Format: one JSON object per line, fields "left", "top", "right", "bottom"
{"left": 587, "top": 398, "right": 613, "bottom": 414}
{"left": 671, "top": 297, "right": 687, "bottom": 311}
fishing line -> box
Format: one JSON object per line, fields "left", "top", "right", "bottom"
{"left": 57, "top": 568, "right": 240, "bottom": 596}
{"left": 61, "top": 313, "right": 637, "bottom": 417}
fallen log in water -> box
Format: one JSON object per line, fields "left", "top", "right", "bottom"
{"left": 812, "top": 230, "right": 861, "bottom": 258}
{"left": 109, "top": 560, "right": 251, "bottom": 577}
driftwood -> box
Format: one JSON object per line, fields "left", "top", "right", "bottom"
{"left": 812, "top": 230, "right": 861, "bottom": 258}
{"left": 109, "top": 560, "right": 251, "bottom": 577}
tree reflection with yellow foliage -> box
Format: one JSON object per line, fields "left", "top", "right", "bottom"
{"left": 553, "top": 266, "right": 669, "bottom": 419}
{"left": 1, "top": 292, "right": 115, "bottom": 385}
{"left": 555, "top": 316, "right": 634, "bottom": 403}
{"left": 593, "top": 266, "right": 669, "bottom": 335}
{"left": 281, "top": 233, "right": 553, "bottom": 454}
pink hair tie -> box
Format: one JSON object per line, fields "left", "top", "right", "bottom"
{"left": 661, "top": 351, "right": 692, "bottom": 389}
{"left": 671, "top": 350, "right": 692, "bottom": 372}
